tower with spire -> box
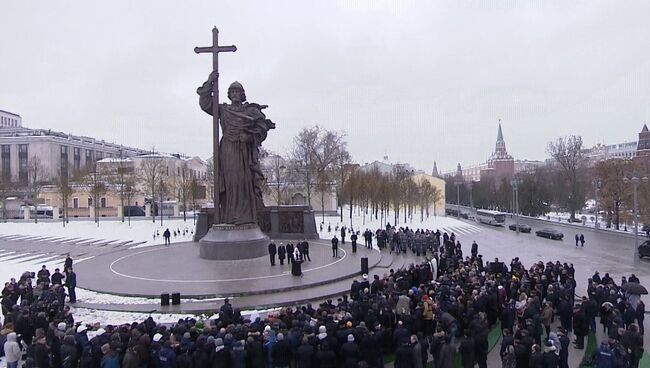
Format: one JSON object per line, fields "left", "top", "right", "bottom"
{"left": 635, "top": 124, "right": 650, "bottom": 173}
{"left": 483, "top": 120, "right": 514, "bottom": 181}
{"left": 432, "top": 161, "right": 440, "bottom": 177}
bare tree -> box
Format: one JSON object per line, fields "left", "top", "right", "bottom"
{"left": 84, "top": 163, "right": 107, "bottom": 225}
{"left": 139, "top": 149, "right": 166, "bottom": 222}
{"left": 28, "top": 157, "right": 46, "bottom": 223}
{"left": 547, "top": 135, "right": 587, "bottom": 220}
{"left": 178, "top": 162, "right": 193, "bottom": 221}
{"left": 54, "top": 168, "right": 73, "bottom": 226}
{"left": 289, "top": 127, "right": 319, "bottom": 209}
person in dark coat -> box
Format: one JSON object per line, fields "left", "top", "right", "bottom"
{"left": 314, "top": 342, "right": 337, "bottom": 368}
{"left": 341, "top": 226, "right": 346, "bottom": 244}
{"left": 394, "top": 338, "right": 414, "bottom": 368}
{"left": 51, "top": 268, "right": 64, "bottom": 285}
{"left": 163, "top": 228, "right": 171, "bottom": 245}
{"left": 301, "top": 240, "right": 311, "bottom": 261}
{"left": 295, "top": 337, "right": 314, "bottom": 368}
{"left": 339, "top": 334, "right": 359, "bottom": 368}
{"left": 245, "top": 336, "right": 265, "bottom": 368}
{"left": 573, "top": 307, "right": 588, "bottom": 349}
{"left": 64, "top": 254, "right": 73, "bottom": 273}
{"left": 350, "top": 233, "right": 358, "bottom": 253}
{"left": 230, "top": 340, "right": 247, "bottom": 368}
{"left": 437, "top": 338, "right": 456, "bottom": 368}
{"left": 528, "top": 344, "right": 544, "bottom": 368}
{"left": 331, "top": 236, "right": 339, "bottom": 257}
{"left": 458, "top": 331, "right": 475, "bottom": 368}
{"left": 286, "top": 243, "right": 294, "bottom": 265}
{"left": 579, "top": 234, "right": 585, "bottom": 246}
{"left": 621, "top": 324, "right": 643, "bottom": 368}
{"left": 211, "top": 338, "right": 231, "bottom": 368}
{"left": 65, "top": 267, "right": 77, "bottom": 303}
{"left": 542, "top": 342, "right": 558, "bottom": 368}
{"left": 278, "top": 243, "right": 286, "bottom": 265}
{"left": 268, "top": 241, "right": 277, "bottom": 266}
{"left": 558, "top": 328, "right": 570, "bottom": 368}
{"left": 272, "top": 333, "right": 292, "bottom": 368}
{"left": 60, "top": 335, "right": 78, "bottom": 368}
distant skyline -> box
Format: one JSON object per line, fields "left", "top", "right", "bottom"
{"left": 2, "top": 1, "right": 650, "bottom": 174}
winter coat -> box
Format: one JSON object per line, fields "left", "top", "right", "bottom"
{"left": 593, "top": 343, "right": 614, "bottom": 368}
{"left": 459, "top": 337, "right": 476, "bottom": 368}
{"left": 411, "top": 341, "right": 424, "bottom": 368}
{"left": 314, "top": 348, "right": 337, "bottom": 368}
{"left": 437, "top": 343, "right": 456, "bottom": 368}
{"left": 210, "top": 347, "right": 231, "bottom": 368}
{"left": 122, "top": 348, "right": 140, "bottom": 368}
{"left": 60, "top": 335, "right": 78, "bottom": 368}
{"left": 230, "top": 344, "right": 247, "bottom": 368}
{"left": 100, "top": 353, "right": 120, "bottom": 368}
{"left": 4, "top": 332, "right": 21, "bottom": 363}
{"left": 394, "top": 344, "right": 413, "bottom": 368}
{"left": 339, "top": 341, "right": 359, "bottom": 368}
{"left": 295, "top": 343, "right": 314, "bottom": 368}
{"left": 272, "top": 339, "right": 292, "bottom": 366}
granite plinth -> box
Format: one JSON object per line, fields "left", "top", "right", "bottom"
{"left": 199, "top": 223, "right": 268, "bottom": 260}
{"left": 194, "top": 206, "right": 319, "bottom": 242}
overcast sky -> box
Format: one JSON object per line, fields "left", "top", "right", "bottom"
{"left": 2, "top": 1, "right": 650, "bottom": 174}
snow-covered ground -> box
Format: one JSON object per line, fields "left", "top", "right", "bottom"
{"left": 0, "top": 218, "right": 196, "bottom": 248}
{"left": 0, "top": 210, "right": 479, "bottom": 325}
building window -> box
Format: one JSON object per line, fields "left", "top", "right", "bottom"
{"left": 1, "top": 145, "right": 10, "bottom": 181}
{"left": 18, "top": 144, "right": 28, "bottom": 186}
{"left": 73, "top": 147, "right": 81, "bottom": 172}
{"left": 85, "top": 150, "right": 94, "bottom": 169}
{"left": 96, "top": 151, "right": 104, "bottom": 161}
{"left": 73, "top": 198, "right": 79, "bottom": 209}
{"left": 100, "top": 198, "right": 107, "bottom": 208}
{"left": 60, "top": 146, "right": 68, "bottom": 178}
{"left": 87, "top": 198, "right": 93, "bottom": 207}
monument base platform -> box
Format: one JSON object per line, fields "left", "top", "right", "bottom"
{"left": 194, "top": 205, "right": 319, "bottom": 242}
{"left": 199, "top": 223, "right": 268, "bottom": 260}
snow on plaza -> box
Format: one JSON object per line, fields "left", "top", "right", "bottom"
{"left": 0, "top": 212, "right": 481, "bottom": 325}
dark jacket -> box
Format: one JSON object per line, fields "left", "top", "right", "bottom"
{"left": 295, "top": 343, "right": 314, "bottom": 368}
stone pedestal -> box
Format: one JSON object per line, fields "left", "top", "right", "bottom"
{"left": 194, "top": 205, "right": 319, "bottom": 243}
{"left": 145, "top": 203, "right": 152, "bottom": 217}
{"left": 23, "top": 207, "right": 30, "bottom": 221}
{"left": 199, "top": 223, "right": 269, "bottom": 260}
{"left": 52, "top": 207, "right": 59, "bottom": 220}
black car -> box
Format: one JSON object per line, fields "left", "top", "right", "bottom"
{"left": 508, "top": 223, "right": 532, "bottom": 233}
{"left": 535, "top": 229, "right": 564, "bottom": 240}
{"left": 639, "top": 240, "right": 650, "bottom": 258}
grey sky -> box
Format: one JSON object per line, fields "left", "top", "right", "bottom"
{"left": 2, "top": 1, "right": 650, "bottom": 174}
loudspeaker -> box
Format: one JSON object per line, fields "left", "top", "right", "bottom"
{"left": 171, "top": 292, "right": 181, "bottom": 305}
{"left": 160, "top": 293, "right": 170, "bottom": 306}
{"left": 361, "top": 257, "right": 368, "bottom": 275}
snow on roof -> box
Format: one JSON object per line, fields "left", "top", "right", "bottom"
{"left": 97, "top": 157, "right": 133, "bottom": 163}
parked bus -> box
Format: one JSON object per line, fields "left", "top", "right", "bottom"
{"left": 476, "top": 209, "right": 506, "bottom": 226}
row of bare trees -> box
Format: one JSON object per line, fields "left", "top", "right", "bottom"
{"left": 337, "top": 167, "right": 443, "bottom": 228}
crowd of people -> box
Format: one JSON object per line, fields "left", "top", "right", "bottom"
{"left": 0, "top": 223, "right": 646, "bottom": 368}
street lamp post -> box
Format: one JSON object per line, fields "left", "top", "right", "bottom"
{"left": 623, "top": 173, "right": 648, "bottom": 259}
{"left": 593, "top": 178, "right": 601, "bottom": 230}
{"left": 454, "top": 177, "right": 463, "bottom": 218}
{"left": 468, "top": 181, "right": 474, "bottom": 210}
{"left": 510, "top": 176, "right": 522, "bottom": 234}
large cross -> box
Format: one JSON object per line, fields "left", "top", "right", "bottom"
{"left": 194, "top": 27, "right": 237, "bottom": 224}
